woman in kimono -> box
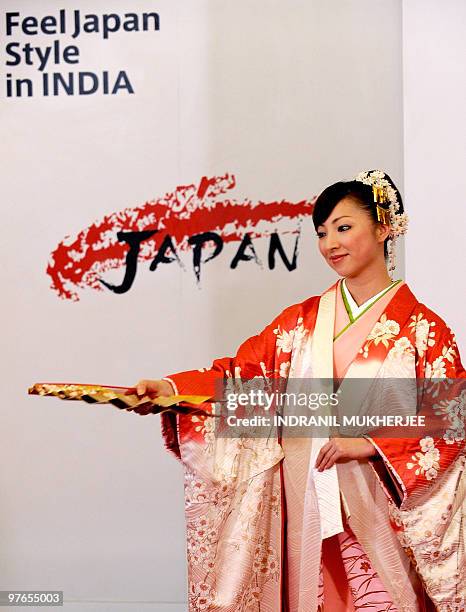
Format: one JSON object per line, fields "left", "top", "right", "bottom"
{"left": 130, "top": 170, "right": 465, "bottom": 611}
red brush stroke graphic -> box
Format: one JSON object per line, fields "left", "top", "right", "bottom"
{"left": 47, "top": 173, "right": 315, "bottom": 301}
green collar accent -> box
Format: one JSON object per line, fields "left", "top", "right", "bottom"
{"left": 334, "top": 279, "right": 402, "bottom": 342}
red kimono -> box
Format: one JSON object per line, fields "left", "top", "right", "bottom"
{"left": 161, "top": 280, "right": 465, "bottom": 611}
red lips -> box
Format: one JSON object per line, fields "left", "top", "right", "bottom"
{"left": 329, "top": 254, "right": 348, "bottom": 263}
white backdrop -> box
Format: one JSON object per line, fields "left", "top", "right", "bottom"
{"left": 402, "top": 0, "right": 466, "bottom": 351}
{"left": 2, "top": 1, "right": 462, "bottom": 611}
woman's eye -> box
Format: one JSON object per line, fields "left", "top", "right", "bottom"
{"left": 316, "top": 232, "right": 326, "bottom": 239}
{"left": 338, "top": 225, "right": 351, "bottom": 232}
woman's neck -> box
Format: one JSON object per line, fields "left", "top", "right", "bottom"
{"left": 344, "top": 268, "right": 394, "bottom": 307}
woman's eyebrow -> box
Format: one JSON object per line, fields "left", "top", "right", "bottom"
{"left": 317, "top": 215, "right": 353, "bottom": 229}
{"left": 331, "top": 216, "right": 353, "bottom": 223}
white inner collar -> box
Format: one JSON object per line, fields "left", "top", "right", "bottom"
{"left": 342, "top": 278, "right": 395, "bottom": 319}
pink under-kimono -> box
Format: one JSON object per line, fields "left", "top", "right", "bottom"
{"left": 161, "top": 279, "right": 465, "bottom": 611}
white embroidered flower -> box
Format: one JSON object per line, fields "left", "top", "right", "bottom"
{"left": 273, "top": 317, "right": 307, "bottom": 355}
{"left": 367, "top": 314, "right": 400, "bottom": 344}
{"left": 443, "top": 425, "right": 465, "bottom": 445}
{"left": 407, "top": 437, "right": 440, "bottom": 480}
{"left": 361, "top": 314, "right": 400, "bottom": 357}
{"left": 369, "top": 322, "right": 384, "bottom": 338}
{"left": 191, "top": 415, "right": 216, "bottom": 449}
{"left": 259, "top": 361, "right": 270, "bottom": 377}
{"left": 418, "top": 449, "right": 440, "bottom": 470}
{"left": 273, "top": 326, "right": 294, "bottom": 354}
{"left": 387, "top": 336, "right": 415, "bottom": 361}
{"left": 425, "top": 356, "right": 447, "bottom": 379}
{"left": 359, "top": 345, "right": 369, "bottom": 359}
{"left": 441, "top": 343, "right": 457, "bottom": 366}
{"left": 434, "top": 391, "right": 466, "bottom": 445}
{"left": 385, "top": 320, "right": 400, "bottom": 336}
{"left": 424, "top": 467, "right": 439, "bottom": 480}
{"left": 420, "top": 436, "right": 435, "bottom": 452}
{"left": 192, "top": 414, "right": 206, "bottom": 432}
{"left": 279, "top": 361, "right": 291, "bottom": 377}
{"left": 409, "top": 314, "right": 436, "bottom": 357}
{"left": 414, "top": 320, "right": 430, "bottom": 352}
{"left": 395, "top": 337, "right": 412, "bottom": 350}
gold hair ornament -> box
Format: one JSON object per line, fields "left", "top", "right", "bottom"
{"left": 372, "top": 184, "right": 391, "bottom": 226}
{"left": 354, "top": 170, "right": 409, "bottom": 275}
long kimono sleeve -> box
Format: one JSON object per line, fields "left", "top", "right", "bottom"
{"left": 366, "top": 314, "right": 465, "bottom": 608}
{"left": 160, "top": 302, "right": 305, "bottom": 460}
{"left": 368, "top": 316, "right": 465, "bottom": 506}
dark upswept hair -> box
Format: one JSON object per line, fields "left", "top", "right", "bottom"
{"left": 312, "top": 171, "right": 404, "bottom": 258}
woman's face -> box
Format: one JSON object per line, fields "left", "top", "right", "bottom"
{"left": 316, "top": 197, "right": 389, "bottom": 277}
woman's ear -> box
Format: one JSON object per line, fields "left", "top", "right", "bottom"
{"left": 376, "top": 222, "right": 391, "bottom": 243}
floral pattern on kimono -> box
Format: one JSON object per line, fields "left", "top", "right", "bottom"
{"left": 161, "top": 301, "right": 311, "bottom": 611}
{"left": 160, "top": 283, "right": 465, "bottom": 611}
{"left": 361, "top": 299, "right": 465, "bottom": 611}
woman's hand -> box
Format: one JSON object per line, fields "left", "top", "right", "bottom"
{"left": 125, "top": 379, "right": 174, "bottom": 415}
{"left": 314, "top": 437, "right": 377, "bottom": 471}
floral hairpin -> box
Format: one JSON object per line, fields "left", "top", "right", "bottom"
{"left": 354, "top": 169, "right": 409, "bottom": 273}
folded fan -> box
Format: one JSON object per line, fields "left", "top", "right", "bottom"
{"left": 28, "top": 382, "right": 213, "bottom": 415}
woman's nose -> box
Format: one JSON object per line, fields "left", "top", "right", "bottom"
{"left": 325, "top": 232, "right": 340, "bottom": 251}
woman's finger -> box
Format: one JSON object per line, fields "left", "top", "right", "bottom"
{"left": 315, "top": 445, "right": 330, "bottom": 469}
{"left": 136, "top": 381, "right": 147, "bottom": 396}
{"left": 323, "top": 450, "right": 340, "bottom": 470}
{"left": 315, "top": 441, "right": 334, "bottom": 468}
{"left": 317, "top": 448, "right": 338, "bottom": 471}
